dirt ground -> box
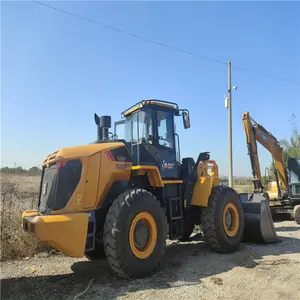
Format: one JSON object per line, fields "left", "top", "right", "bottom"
{"left": 1, "top": 220, "right": 300, "bottom": 300}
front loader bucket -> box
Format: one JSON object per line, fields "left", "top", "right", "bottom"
{"left": 239, "top": 193, "right": 278, "bottom": 244}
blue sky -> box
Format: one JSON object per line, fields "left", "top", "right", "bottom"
{"left": 1, "top": 1, "right": 300, "bottom": 176}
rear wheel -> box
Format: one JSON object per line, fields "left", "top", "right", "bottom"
{"left": 103, "top": 189, "right": 167, "bottom": 279}
{"left": 201, "top": 186, "right": 244, "bottom": 253}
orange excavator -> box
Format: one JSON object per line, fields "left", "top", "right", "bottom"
{"left": 242, "top": 112, "right": 300, "bottom": 225}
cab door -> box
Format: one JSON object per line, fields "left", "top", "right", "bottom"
{"left": 155, "top": 109, "right": 179, "bottom": 180}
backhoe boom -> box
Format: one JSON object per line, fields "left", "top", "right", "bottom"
{"left": 242, "top": 112, "right": 288, "bottom": 196}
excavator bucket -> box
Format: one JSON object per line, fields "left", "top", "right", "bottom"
{"left": 239, "top": 193, "right": 278, "bottom": 243}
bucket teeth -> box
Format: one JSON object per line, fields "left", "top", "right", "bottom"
{"left": 239, "top": 193, "right": 278, "bottom": 244}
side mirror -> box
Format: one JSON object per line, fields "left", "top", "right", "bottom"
{"left": 182, "top": 110, "right": 190, "bottom": 129}
{"left": 94, "top": 113, "right": 100, "bottom": 126}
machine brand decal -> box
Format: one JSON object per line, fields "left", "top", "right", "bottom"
{"left": 115, "top": 163, "right": 131, "bottom": 169}
{"left": 110, "top": 147, "right": 132, "bottom": 162}
{"left": 117, "top": 156, "right": 127, "bottom": 162}
{"left": 162, "top": 160, "right": 175, "bottom": 170}
{"left": 43, "top": 182, "right": 48, "bottom": 196}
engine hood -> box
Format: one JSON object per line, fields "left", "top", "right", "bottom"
{"left": 42, "top": 142, "right": 125, "bottom": 167}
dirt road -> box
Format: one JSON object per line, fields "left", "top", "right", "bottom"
{"left": 1, "top": 221, "right": 300, "bottom": 300}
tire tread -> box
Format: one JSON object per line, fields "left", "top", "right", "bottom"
{"left": 201, "top": 186, "right": 243, "bottom": 254}
{"left": 103, "top": 188, "right": 167, "bottom": 278}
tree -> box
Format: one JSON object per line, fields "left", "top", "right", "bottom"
{"left": 28, "top": 167, "right": 42, "bottom": 176}
{"left": 280, "top": 114, "right": 300, "bottom": 164}
{"left": 270, "top": 114, "right": 300, "bottom": 178}
{"left": 1, "top": 166, "right": 42, "bottom": 175}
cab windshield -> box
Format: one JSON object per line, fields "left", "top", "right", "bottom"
{"left": 115, "top": 107, "right": 175, "bottom": 150}
{"left": 116, "top": 109, "right": 153, "bottom": 144}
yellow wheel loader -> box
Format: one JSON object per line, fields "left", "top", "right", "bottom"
{"left": 22, "top": 100, "right": 277, "bottom": 279}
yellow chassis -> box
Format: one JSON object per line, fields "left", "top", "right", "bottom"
{"left": 22, "top": 211, "right": 88, "bottom": 257}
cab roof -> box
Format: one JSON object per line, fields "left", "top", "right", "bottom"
{"left": 121, "top": 99, "right": 179, "bottom": 118}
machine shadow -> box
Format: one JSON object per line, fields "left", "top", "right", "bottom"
{"left": 2, "top": 233, "right": 300, "bottom": 300}
{"left": 275, "top": 226, "right": 300, "bottom": 232}
{"left": 272, "top": 214, "right": 294, "bottom": 222}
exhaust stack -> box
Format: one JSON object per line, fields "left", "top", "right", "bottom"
{"left": 94, "top": 113, "right": 112, "bottom": 141}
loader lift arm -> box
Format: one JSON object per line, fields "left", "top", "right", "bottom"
{"left": 242, "top": 112, "right": 289, "bottom": 197}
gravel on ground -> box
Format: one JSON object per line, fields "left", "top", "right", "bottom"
{"left": 1, "top": 221, "right": 300, "bottom": 300}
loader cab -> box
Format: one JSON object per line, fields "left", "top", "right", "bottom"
{"left": 115, "top": 100, "right": 190, "bottom": 180}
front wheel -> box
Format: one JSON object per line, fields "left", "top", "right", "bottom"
{"left": 103, "top": 189, "right": 168, "bottom": 279}
{"left": 201, "top": 186, "right": 244, "bottom": 253}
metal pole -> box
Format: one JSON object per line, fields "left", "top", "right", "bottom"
{"left": 228, "top": 61, "right": 233, "bottom": 188}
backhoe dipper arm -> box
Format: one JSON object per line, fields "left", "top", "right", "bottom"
{"left": 243, "top": 112, "right": 263, "bottom": 192}
{"left": 242, "top": 112, "right": 288, "bottom": 194}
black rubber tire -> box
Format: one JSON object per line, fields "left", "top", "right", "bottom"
{"left": 179, "top": 216, "right": 195, "bottom": 241}
{"left": 201, "top": 186, "right": 244, "bottom": 254}
{"left": 103, "top": 188, "right": 168, "bottom": 279}
{"left": 85, "top": 242, "right": 105, "bottom": 260}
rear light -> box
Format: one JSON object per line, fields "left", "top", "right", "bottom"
{"left": 23, "top": 220, "right": 28, "bottom": 231}
{"left": 56, "top": 161, "right": 66, "bottom": 175}
{"left": 104, "top": 151, "right": 115, "bottom": 161}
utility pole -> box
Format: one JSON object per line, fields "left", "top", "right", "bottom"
{"left": 228, "top": 61, "right": 233, "bottom": 188}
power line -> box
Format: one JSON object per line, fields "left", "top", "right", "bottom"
{"left": 231, "top": 65, "right": 300, "bottom": 85}
{"left": 31, "top": 0, "right": 226, "bottom": 66}
{"left": 32, "top": 0, "right": 300, "bottom": 86}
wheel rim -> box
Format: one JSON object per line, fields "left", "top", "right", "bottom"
{"left": 222, "top": 203, "right": 239, "bottom": 237}
{"left": 129, "top": 212, "right": 157, "bottom": 259}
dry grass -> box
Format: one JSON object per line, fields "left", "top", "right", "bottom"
{"left": 0, "top": 174, "right": 47, "bottom": 261}
{"left": 233, "top": 185, "right": 253, "bottom": 193}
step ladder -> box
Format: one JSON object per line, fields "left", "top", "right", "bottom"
{"left": 168, "top": 197, "right": 183, "bottom": 239}
{"left": 85, "top": 211, "right": 96, "bottom": 252}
